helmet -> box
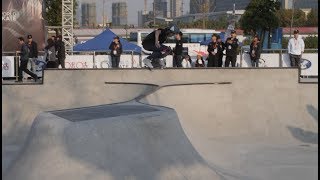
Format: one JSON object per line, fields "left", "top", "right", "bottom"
{"left": 168, "top": 24, "right": 180, "bottom": 34}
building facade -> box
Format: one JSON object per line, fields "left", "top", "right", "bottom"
{"left": 81, "top": 3, "right": 97, "bottom": 28}
{"left": 214, "top": 0, "right": 250, "bottom": 12}
{"left": 112, "top": 2, "right": 128, "bottom": 26}
{"left": 154, "top": 0, "right": 168, "bottom": 18}
{"left": 281, "top": 0, "right": 318, "bottom": 9}
{"left": 169, "top": 0, "right": 183, "bottom": 18}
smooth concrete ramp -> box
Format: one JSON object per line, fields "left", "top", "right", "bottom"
{"left": 3, "top": 102, "right": 220, "bottom": 180}
{"left": 2, "top": 69, "right": 318, "bottom": 180}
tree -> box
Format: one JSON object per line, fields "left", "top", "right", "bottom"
{"left": 239, "top": 0, "right": 281, "bottom": 49}
{"left": 306, "top": 8, "right": 318, "bottom": 26}
{"left": 44, "top": 0, "right": 78, "bottom": 34}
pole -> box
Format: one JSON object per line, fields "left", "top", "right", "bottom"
{"left": 103, "top": 0, "right": 105, "bottom": 27}
{"left": 153, "top": 2, "right": 156, "bottom": 26}
{"left": 290, "top": 0, "right": 295, "bottom": 38}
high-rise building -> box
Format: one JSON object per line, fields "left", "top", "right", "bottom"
{"left": 112, "top": 2, "right": 128, "bottom": 26}
{"left": 154, "top": 0, "right": 168, "bottom": 18}
{"left": 169, "top": 0, "right": 183, "bottom": 18}
{"left": 81, "top": 3, "right": 97, "bottom": 28}
{"left": 189, "top": 0, "right": 215, "bottom": 14}
{"left": 138, "top": 10, "right": 153, "bottom": 27}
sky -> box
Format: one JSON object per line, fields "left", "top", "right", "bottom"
{"left": 77, "top": 0, "right": 190, "bottom": 26}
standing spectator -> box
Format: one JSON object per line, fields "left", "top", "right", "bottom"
{"left": 195, "top": 54, "right": 205, "bottom": 67}
{"left": 56, "top": 35, "right": 66, "bottom": 68}
{"left": 44, "top": 38, "right": 57, "bottom": 68}
{"left": 207, "top": 34, "right": 220, "bottom": 67}
{"left": 249, "top": 36, "right": 262, "bottom": 67}
{"left": 26, "top": 34, "right": 38, "bottom": 74}
{"left": 217, "top": 35, "right": 225, "bottom": 67}
{"left": 225, "top": 30, "right": 239, "bottom": 67}
{"left": 16, "top": 37, "right": 38, "bottom": 82}
{"left": 288, "top": 29, "right": 305, "bottom": 67}
{"left": 173, "top": 31, "right": 183, "bottom": 67}
{"left": 181, "top": 54, "right": 192, "bottom": 68}
{"left": 109, "top": 36, "right": 123, "bottom": 68}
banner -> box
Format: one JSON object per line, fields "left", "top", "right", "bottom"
{"left": 242, "top": 53, "right": 280, "bottom": 67}
{"left": 141, "top": 55, "right": 173, "bottom": 68}
{"left": 299, "top": 53, "right": 318, "bottom": 76}
{"left": 2, "top": 0, "right": 45, "bottom": 51}
{"left": 2, "top": 56, "right": 15, "bottom": 77}
{"left": 95, "top": 55, "right": 141, "bottom": 68}
{"left": 65, "top": 55, "right": 94, "bottom": 69}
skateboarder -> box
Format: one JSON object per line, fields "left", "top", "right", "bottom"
{"left": 142, "top": 24, "right": 180, "bottom": 70}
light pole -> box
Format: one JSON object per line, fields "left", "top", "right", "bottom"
{"left": 290, "top": 0, "right": 295, "bottom": 38}
{"left": 103, "top": 0, "right": 106, "bottom": 28}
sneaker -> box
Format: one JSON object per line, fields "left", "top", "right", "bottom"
{"left": 143, "top": 58, "right": 153, "bottom": 69}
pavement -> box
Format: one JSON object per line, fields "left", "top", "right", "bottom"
{"left": 2, "top": 68, "right": 318, "bottom": 180}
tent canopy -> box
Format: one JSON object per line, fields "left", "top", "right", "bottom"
{"left": 73, "top": 29, "right": 141, "bottom": 54}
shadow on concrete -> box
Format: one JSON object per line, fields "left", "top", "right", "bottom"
{"left": 287, "top": 105, "right": 318, "bottom": 144}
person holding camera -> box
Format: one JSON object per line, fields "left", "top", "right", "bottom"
{"left": 224, "top": 30, "right": 239, "bottom": 67}
{"left": 109, "top": 36, "right": 123, "bottom": 68}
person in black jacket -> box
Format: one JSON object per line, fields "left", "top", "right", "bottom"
{"left": 207, "top": 34, "right": 221, "bottom": 67}
{"left": 109, "top": 36, "right": 123, "bottom": 68}
{"left": 249, "top": 36, "right": 262, "bottom": 67}
{"left": 16, "top": 37, "right": 38, "bottom": 82}
{"left": 173, "top": 31, "right": 184, "bottom": 67}
{"left": 27, "top": 34, "right": 38, "bottom": 74}
{"left": 225, "top": 30, "right": 239, "bottom": 67}
{"left": 55, "top": 35, "right": 66, "bottom": 68}
{"left": 217, "top": 35, "right": 225, "bottom": 67}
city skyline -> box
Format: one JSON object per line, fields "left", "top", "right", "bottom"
{"left": 77, "top": 0, "right": 191, "bottom": 26}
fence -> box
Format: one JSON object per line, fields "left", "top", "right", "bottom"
{"left": 2, "top": 49, "right": 318, "bottom": 81}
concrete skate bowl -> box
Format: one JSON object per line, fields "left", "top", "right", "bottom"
{"left": 2, "top": 68, "right": 318, "bottom": 180}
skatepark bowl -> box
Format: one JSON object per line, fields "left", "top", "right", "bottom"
{"left": 2, "top": 68, "right": 318, "bottom": 180}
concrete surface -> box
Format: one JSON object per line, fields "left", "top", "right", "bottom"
{"left": 2, "top": 68, "right": 318, "bottom": 179}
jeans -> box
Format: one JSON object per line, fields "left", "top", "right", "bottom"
{"left": 173, "top": 55, "right": 183, "bottom": 67}
{"left": 57, "top": 57, "right": 66, "bottom": 68}
{"left": 19, "top": 60, "right": 37, "bottom": 81}
{"left": 251, "top": 58, "right": 259, "bottom": 67}
{"left": 225, "top": 56, "right": 237, "bottom": 67}
{"left": 111, "top": 56, "right": 120, "bottom": 68}
{"left": 289, "top": 54, "right": 301, "bottom": 67}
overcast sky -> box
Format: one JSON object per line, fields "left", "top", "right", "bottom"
{"left": 77, "top": 0, "right": 190, "bottom": 26}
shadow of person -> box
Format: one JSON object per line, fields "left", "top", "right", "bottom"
{"left": 287, "top": 105, "right": 318, "bottom": 144}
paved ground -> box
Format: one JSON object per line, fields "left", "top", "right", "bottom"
{"left": 2, "top": 69, "right": 318, "bottom": 179}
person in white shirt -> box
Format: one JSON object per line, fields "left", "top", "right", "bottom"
{"left": 287, "top": 29, "right": 305, "bottom": 67}
{"left": 182, "top": 54, "right": 192, "bottom": 68}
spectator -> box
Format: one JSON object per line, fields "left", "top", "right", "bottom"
{"left": 16, "top": 37, "right": 38, "bottom": 82}
{"left": 173, "top": 31, "right": 183, "bottom": 67}
{"left": 181, "top": 54, "right": 192, "bottom": 68}
{"left": 225, "top": 30, "right": 239, "bottom": 67}
{"left": 217, "top": 35, "right": 225, "bottom": 67}
{"left": 26, "top": 34, "right": 38, "bottom": 74}
{"left": 56, "top": 35, "right": 66, "bottom": 68}
{"left": 288, "top": 29, "right": 305, "bottom": 67}
{"left": 44, "top": 38, "right": 57, "bottom": 68}
{"left": 109, "top": 36, "right": 123, "bottom": 68}
{"left": 195, "top": 54, "right": 205, "bottom": 67}
{"left": 249, "top": 36, "right": 262, "bottom": 67}
{"left": 207, "top": 34, "right": 220, "bottom": 67}
{"left": 51, "top": 36, "right": 56, "bottom": 42}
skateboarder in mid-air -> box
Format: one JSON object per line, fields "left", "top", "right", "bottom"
{"left": 142, "top": 24, "right": 180, "bottom": 70}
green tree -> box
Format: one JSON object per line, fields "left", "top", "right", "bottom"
{"left": 44, "top": 0, "right": 78, "bottom": 33}
{"left": 306, "top": 9, "right": 318, "bottom": 26}
{"left": 239, "top": 0, "right": 281, "bottom": 48}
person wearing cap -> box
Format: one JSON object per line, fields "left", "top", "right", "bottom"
{"left": 142, "top": 24, "right": 180, "bottom": 70}
{"left": 16, "top": 37, "right": 38, "bottom": 82}
{"left": 26, "top": 34, "right": 38, "bottom": 74}
{"left": 109, "top": 36, "right": 123, "bottom": 68}
{"left": 55, "top": 35, "right": 66, "bottom": 68}
{"left": 288, "top": 30, "right": 305, "bottom": 67}
{"left": 224, "top": 30, "right": 239, "bottom": 67}
{"left": 173, "top": 31, "right": 184, "bottom": 67}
